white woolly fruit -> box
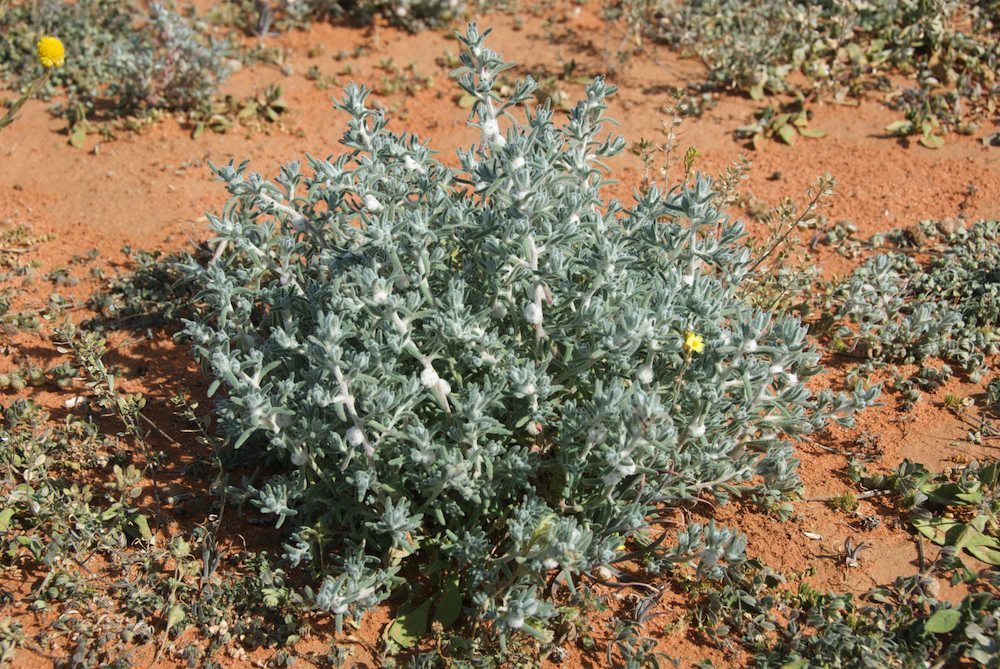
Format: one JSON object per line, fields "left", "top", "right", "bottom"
{"left": 681, "top": 274, "right": 695, "bottom": 286}
{"left": 346, "top": 426, "right": 364, "bottom": 447}
{"left": 523, "top": 303, "right": 543, "bottom": 324}
{"left": 770, "top": 364, "right": 784, "bottom": 376}
{"left": 482, "top": 118, "right": 506, "bottom": 146}
{"left": 688, "top": 422, "right": 706, "bottom": 439}
{"left": 786, "top": 373, "right": 799, "bottom": 385}
{"left": 420, "top": 366, "right": 440, "bottom": 388}
{"left": 744, "top": 339, "right": 758, "bottom": 353}
{"left": 637, "top": 365, "right": 654, "bottom": 385}
{"left": 363, "top": 194, "right": 382, "bottom": 212}
{"left": 373, "top": 289, "right": 389, "bottom": 304}
{"left": 511, "top": 155, "right": 525, "bottom": 171}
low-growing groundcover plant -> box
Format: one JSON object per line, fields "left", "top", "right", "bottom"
{"left": 182, "top": 23, "right": 877, "bottom": 649}
{"left": 0, "top": 0, "right": 228, "bottom": 136}
{"left": 652, "top": 0, "right": 999, "bottom": 143}
{"left": 821, "top": 219, "right": 999, "bottom": 392}
{"left": 223, "top": 0, "right": 469, "bottom": 34}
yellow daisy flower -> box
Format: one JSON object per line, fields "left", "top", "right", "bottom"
{"left": 683, "top": 330, "right": 705, "bottom": 354}
{"left": 37, "top": 36, "right": 65, "bottom": 69}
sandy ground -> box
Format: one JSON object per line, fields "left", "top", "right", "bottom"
{"left": 1, "top": 3, "right": 998, "bottom": 667}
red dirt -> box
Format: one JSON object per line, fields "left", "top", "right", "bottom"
{"left": 1, "top": 2, "right": 999, "bottom": 667}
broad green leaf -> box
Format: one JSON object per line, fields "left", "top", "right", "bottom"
{"left": 912, "top": 515, "right": 959, "bottom": 545}
{"left": 749, "top": 84, "right": 765, "bottom": 101}
{"left": 777, "top": 124, "right": 797, "bottom": 145}
{"left": 924, "top": 608, "right": 961, "bottom": 634}
{"left": 922, "top": 481, "right": 982, "bottom": 506}
{"left": 781, "top": 659, "right": 809, "bottom": 669}
{"left": 0, "top": 508, "right": 14, "bottom": 532}
{"left": 131, "top": 514, "right": 154, "bottom": 543}
{"left": 69, "top": 125, "right": 87, "bottom": 149}
{"left": 457, "top": 93, "right": 478, "bottom": 109}
{"left": 919, "top": 134, "right": 945, "bottom": 149}
{"left": 386, "top": 598, "right": 432, "bottom": 649}
{"left": 966, "top": 543, "right": 1000, "bottom": 565}
{"left": 885, "top": 120, "right": 912, "bottom": 135}
{"left": 434, "top": 577, "right": 463, "bottom": 629}
{"left": 773, "top": 113, "right": 793, "bottom": 127}
{"left": 166, "top": 604, "right": 185, "bottom": 631}
{"left": 798, "top": 127, "right": 827, "bottom": 138}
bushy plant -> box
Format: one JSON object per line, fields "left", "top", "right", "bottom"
{"left": 181, "top": 24, "right": 875, "bottom": 640}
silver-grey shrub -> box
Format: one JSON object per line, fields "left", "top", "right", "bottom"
{"left": 182, "top": 23, "right": 876, "bottom": 640}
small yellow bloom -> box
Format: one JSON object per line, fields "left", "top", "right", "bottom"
{"left": 683, "top": 330, "right": 705, "bottom": 354}
{"left": 37, "top": 36, "right": 65, "bottom": 69}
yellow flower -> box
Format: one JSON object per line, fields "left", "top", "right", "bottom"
{"left": 683, "top": 330, "right": 705, "bottom": 354}
{"left": 37, "top": 36, "right": 65, "bottom": 69}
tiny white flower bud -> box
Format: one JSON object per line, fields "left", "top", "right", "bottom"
{"left": 744, "top": 339, "right": 758, "bottom": 353}
{"left": 346, "top": 426, "right": 364, "bottom": 446}
{"left": 681, "top": 274, "right": 694, "bottom": 286}
{"left": 521, "top": 382, "right": 537, "bottom": 396}
{"left": 373, "top": 289, "right": 388, "bottom": 304}
{"left": 569, "top": 213, "right": 580, "bottom": 225}
{"left": 363, "top": 194, "right": 382, "bottom": 212}
{"left": 770, "top": 364, "right": 784, "bottom": 376}
{"left": 511, "top": 156, "right": 525, "bottom": 170}
{"left": 688, "top": 423, "right": 706, "bottom": 439}
{"left": 543, "top": 558, "right": 558, "bottom": 569}
{"left": 786, "top": 373, "right": 799, "bottom": 385}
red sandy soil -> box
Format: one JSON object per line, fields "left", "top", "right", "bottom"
{"left": 1, "top": 3, "right": 998, "bottom": 668}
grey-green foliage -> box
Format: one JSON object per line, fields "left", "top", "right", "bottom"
{"left": 824, "top": 220, "right": 999, "bottom": 382}
{"left": 655, "top": 0, "right": 998, "bottom": 128}
{"left": 0, "top": 1, "right": 228, "bottom": 121}
{"left": 181, "top": 23, "right": 875, "bottom": 640}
